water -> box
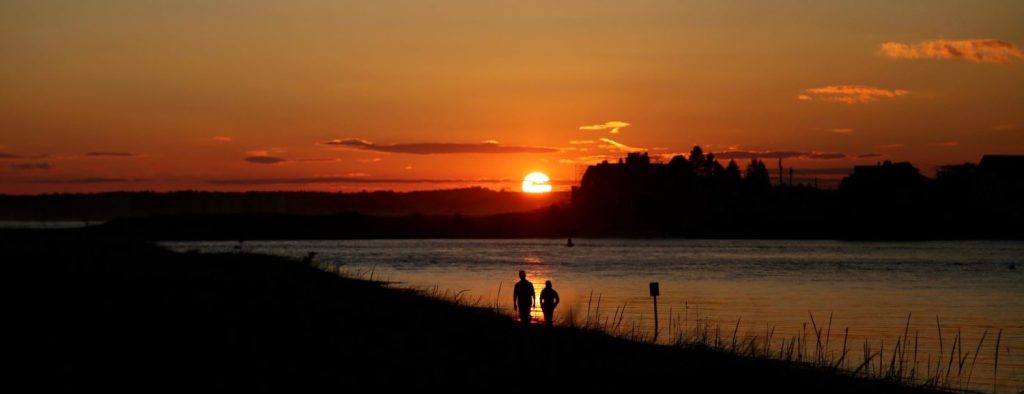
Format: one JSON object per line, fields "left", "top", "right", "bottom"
{"left": 0, "top": 220, "right": 98, "bottom": 229}
{"left": 162, "top": 239, "right": 1024, "bottom": 392}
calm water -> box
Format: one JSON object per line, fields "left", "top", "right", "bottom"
{"left": 0, "top": 221, "right": 98, "bottom": 229}
{"left": 163, "top": 239, "right": 1024, "bottom": 392}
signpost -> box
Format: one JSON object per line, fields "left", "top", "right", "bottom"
{"left": 650, "top": 282, "right": 660, "bottom": 341}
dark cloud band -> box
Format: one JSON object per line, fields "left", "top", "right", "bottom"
{"left": 323, "top": 139, "right": 557, "bottom": 154}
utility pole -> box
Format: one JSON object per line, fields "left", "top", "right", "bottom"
{"left": 778, "top": 158, "right": 784, "bottom": 187}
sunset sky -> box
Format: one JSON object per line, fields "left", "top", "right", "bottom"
{"left": 2, "top": 0, "right": 1022, "bottom": 194}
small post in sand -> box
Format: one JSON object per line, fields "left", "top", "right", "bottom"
{"left": 650, "top": 282, "right": 660, "bottom": 342}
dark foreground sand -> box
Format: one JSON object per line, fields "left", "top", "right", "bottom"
{"left": 8, "top": 230, "right": 944, "bottom": 392}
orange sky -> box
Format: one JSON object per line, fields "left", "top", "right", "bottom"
{"left": 1, "top": 1, "right": 1022, "bottom": 194}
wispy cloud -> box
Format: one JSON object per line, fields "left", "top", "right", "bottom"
{"left": 598, "top": 138, "right": 644, "bottom": 152}
{"left": 322, "top": 139, "right": 557, "bottom": 154}
{"left": 803, "top": 152, "right": 847, "bottom": 160}
{"left": 84, "top": 152, "right": 136, "bottom": 157}
{"left": 580, "top": 121, "right": 630, "bottom": 134}
{"left": 858, "top": 153, "right": 884, "bottom": 158}
{"left": 244, "top": 156, "right": 287, "bottom": 164}
{"left": 212, "top": 136, "right": 233, "bottom": 143}
{"left": 713, "top": 150, "right": 846, "bottom": 160}
{"left": 992, "top": 124, "right": 1021, "bottom": 131}
{"left": 712, "top": 150, "right": 806, "bottom": 159}
{"left": 879, "top": 144, "right": 904, "bottom": 149}
{"left": 558, "top": 155, "right": 619, "bottom": 165}
{"left": 207, "top": 177, "right": 512, "bottom": 186}
{"left": 799, "top": 85, "right": 909, "bottom": 104}
{"left": 569, "top": 140, "right": 596, "bottom": 145}
{"left": 33, "top": 177, "right": 144, "bottom": 184}
{"left": 936, "top": 141, "right": 960, "bottom": 147}
{"left": 881, "top": 39, "right": 1024, "bottom": 65}
{"left": 0, "top": 151, "right": 47, "bottom": 159}
{"left": 830, "top": 128, "right": 854, "bottom": 134}
{"left": 10, "top": 162, "right": 52, "bottom": 170}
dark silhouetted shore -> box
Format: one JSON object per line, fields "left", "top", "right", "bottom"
{"left": 9, "top": 229, "right": 947, "bottom": 392}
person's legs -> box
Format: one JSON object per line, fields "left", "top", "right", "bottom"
{"left": 518, "top": 304, "right": 532, "bottom": 325}
{"left": 542, "top": 307, "right": 554, "bottom": 326}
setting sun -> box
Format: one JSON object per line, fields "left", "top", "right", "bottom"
{"left": 521, "top": 172, "right": 552, "bottom": 193}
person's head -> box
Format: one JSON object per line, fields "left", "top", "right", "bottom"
{"left": 519, "top": 270, "right": 526, "bottom": 280}
{"left": 545, "top": 280, "right": 552, "bottom": 289}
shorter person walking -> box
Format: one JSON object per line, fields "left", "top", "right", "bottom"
{"left": 539, "top": 280, "right": 560, "bottom": 327}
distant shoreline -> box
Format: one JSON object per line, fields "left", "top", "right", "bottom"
{"left": 62, "top": 211, "right": 1023, "bottom": 241}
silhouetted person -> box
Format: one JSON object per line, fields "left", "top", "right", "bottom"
{"left": 539, "top": 280, "right": 560, "bottom": 326}
{"left": 512, "top": 270, "right": 535, "bottom": 325}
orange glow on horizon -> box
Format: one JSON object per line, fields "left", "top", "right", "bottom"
{"left": 0, "top": 2, "right": 1021, "bottom": 194}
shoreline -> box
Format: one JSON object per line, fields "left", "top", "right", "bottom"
{"left": 8, "top": 230, "right": 953, "bottom": 392}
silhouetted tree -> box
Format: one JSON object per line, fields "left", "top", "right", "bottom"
{"left": 689, "top": 146, "right": 706, "bottom": 176}
{"left": 668, "top": 154, "right": 689, "bottom": 168}
{"left": 744, "top": 159, "right": 771, "bottom": 188}
{"left": 724, "top": 160, "right": 741, "bottom": 181}
{"left": 705, "top": 153, "right": 725, "bottom": 179}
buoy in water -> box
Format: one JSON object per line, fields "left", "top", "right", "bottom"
{"left": 566, "top": 238, "right": 574, "bottom": 247}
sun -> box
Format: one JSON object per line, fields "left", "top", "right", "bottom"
{"left": 522, "top": 172, "right": 552, "bottom": 193}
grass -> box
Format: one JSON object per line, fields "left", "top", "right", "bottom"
{"left": 408, "top": 281, "right": 1015, "bottom": 393}
{"left": 520, "top": 293, "right": 1014, "bottom": 393}
{"left": 8, "top": 229, "right": 959, "bottom": 392}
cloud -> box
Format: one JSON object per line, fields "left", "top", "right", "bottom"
{"left": 579, "top": 121, "right": 630, "bottom": 134}
{"left": 207, "top": 177, "right": 512, "bottom": 186}
{"left": 569, "top": 140, "right": 596, "bottom": 145}
{"left": 803, "top": 152, "right": 847, "bottom": 160}
{"left": 558, "top": 155, "right": 619, "bottom": 165}
{"left": 881, "top": 39, "right": 1024, "bottom": 65}
{"left": 598, "top": 138, "right": 644, "bottom": 152}
{"left": 936, "top": 141, "right": 960, "bottom": 147}
{"left": 213, "top": 136, "right": 233, "bottom": 143}
{"left": 84, "top": 152, "right": 135, "bottom": 157}
{"left": 244, "top": 156, "right": 287, "bottom": 164}
{"left": 799, "top": 85, "right": 909, "bottom": 104}
{"left": 830, "top": 128, "right": 854, "bottom": 134}
{"left": 713, "top": 150, "right": 846, "bottom": 160}
{"left": 879, "top": 144, "right": 904, "bottom": 149}
{"left": 712, "top": 150, "right": 806, "bottom": 159}
{"left": 0, "top": 151, "right": 47, "bottom": 159}
{"left": 208, "top": 176, "right": 574, "bottom": 187}
{"left": 322, "top": 139, "right": 557, "bottom": 154}
{"left": 992, "top": 124, "right": 1021, "bottom": 131}
{"left": 858, "top": 153, "right": 884, "bottom": 158}
{"left": 290, "top": 158, "right": 339, "bottom": 163}
{"left": 33, "top": 177, "right": 143, "bottom": 184}
{"left": 10, "top": 162, "right": 52, "bottom": 170}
